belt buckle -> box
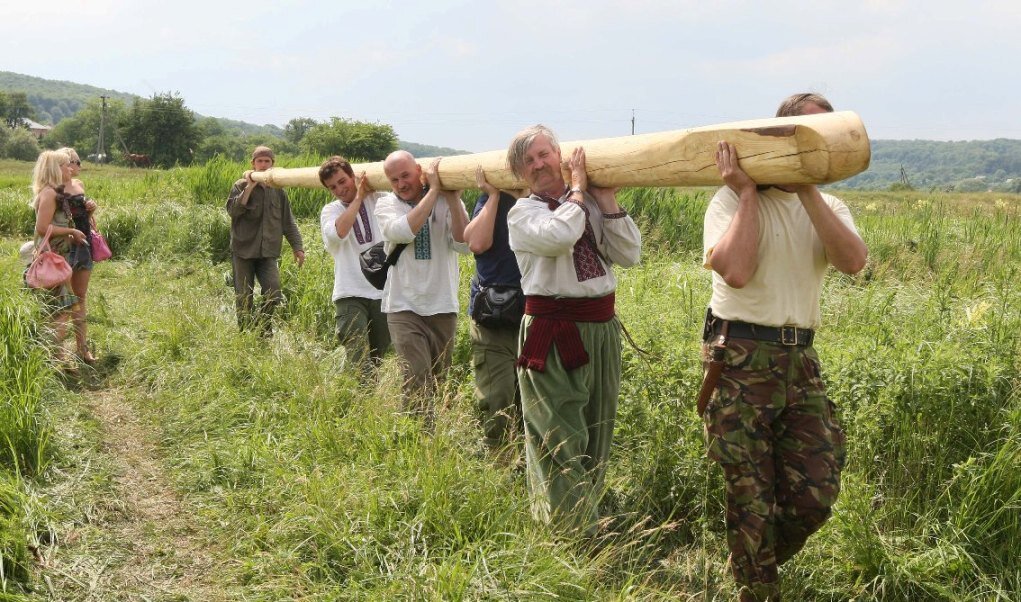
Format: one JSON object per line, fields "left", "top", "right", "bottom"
{"left": 780, "top": 325, "right": 798, "bottom": 346}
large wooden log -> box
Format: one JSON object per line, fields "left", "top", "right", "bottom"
{"left": 251, "top": 111, "right": 869, "bottom": 191}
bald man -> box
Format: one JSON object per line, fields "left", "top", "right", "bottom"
{"left": 375, "top": 151, "right": 470, "bottom": 414}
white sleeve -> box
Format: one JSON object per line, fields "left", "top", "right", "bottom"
{"left": 320, "top": 202, "right": 344, "bottom": 252}
{"left": 375, "top": 195, "right": 416, "bottom": 249}
{"left": 508, "top": 200, "right": 586, "bottom": 257}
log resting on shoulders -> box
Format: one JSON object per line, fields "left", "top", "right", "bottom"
{"left": 250, "top": 111, "right": 870, "bottom": 191}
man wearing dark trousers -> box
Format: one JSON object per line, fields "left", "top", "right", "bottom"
{"left": 226, "top": 146, "right": 304, "bottom": 336}
{"left": 465, "top": 166, "right": 524, "bottom": 459}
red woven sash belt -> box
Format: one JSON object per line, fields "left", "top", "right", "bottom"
{"left": 516, "top": 293, "right": 616, "bottom": 372}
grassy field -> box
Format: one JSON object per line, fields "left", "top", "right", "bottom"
{"left": 0, "top": 157, "right": 1018, "bottom": 600}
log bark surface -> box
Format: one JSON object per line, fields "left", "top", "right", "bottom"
{"left": 251, "top": 111, "right": 870, "bottom": 191}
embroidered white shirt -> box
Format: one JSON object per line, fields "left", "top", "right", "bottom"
{"left": 507, "top": 192, "right": 641, "bottom": 298}
{"left": 375, "top": 193, "right": 470, "bottom": 315}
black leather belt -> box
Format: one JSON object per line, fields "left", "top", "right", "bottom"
{"left": 703, "top": 308, "right": 814, "bottom": 347}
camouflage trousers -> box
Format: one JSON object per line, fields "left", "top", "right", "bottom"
{"left": 702, "top": 338, "right": 846, "bottom": 602}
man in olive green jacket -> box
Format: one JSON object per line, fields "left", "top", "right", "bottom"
{"left": 226, "top": 146, "right": 304, "bottom": 335}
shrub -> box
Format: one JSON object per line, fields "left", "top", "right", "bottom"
{"left": 3, "top": 129, "right": 41, "bottom": 162}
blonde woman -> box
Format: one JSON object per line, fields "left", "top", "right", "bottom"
{"left": 29, "top": 150, "right": 90, "bottom": 365}
{"left": 57, "top": 147, "right": 99, "bottom": 363}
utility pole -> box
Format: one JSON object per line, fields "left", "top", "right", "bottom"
{"left": 96, "top": 95, "right": 108, "bottom": 163}
{"left": 631, "top": 109, "right": 635, "bottom": 135}
{"left": 899, "top": 165, "right": 913, "bottom": 190}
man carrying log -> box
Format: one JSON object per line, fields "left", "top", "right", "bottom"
{"left": 318, "top": 156, "right": 391, "bottom": 370}
{"left": 375, "top": 150, "right": 469, "bottom": 417}
{"left": 464, "top": 166, "right": 525, "bottom": 462}
{"left": 226, "top": 145, "right": 304, "bottom": 336}
{"left": 699, "top": 93, "right": 867, "bottom": 602}
{"left": 506, "top": 124, "right": 641, "bottom": 535}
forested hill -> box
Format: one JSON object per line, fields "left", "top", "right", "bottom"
{"left": 0, "top": 71, "right": 284, "bottom": 138}
{"left": 842, "top": 139, "right": 1021, "bottom": 192}
{"left": 0, "top": 71, "right": 136, "bottom": 125}
{"left": 2, "top": 70, "right": 465, "bottom": 156}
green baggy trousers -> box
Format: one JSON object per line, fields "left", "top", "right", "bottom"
{"left": 517, "top": 316, "right": 622, "bottom": 535}
{"left": 470, "top": 320, "right": 521, "bottom": 449}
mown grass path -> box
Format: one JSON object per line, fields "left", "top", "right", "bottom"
{"left": 30, "top": 260, "right": 236, "bottom": 602}
{"left": 41, "top": 384, "right": 227, "bottom": 601}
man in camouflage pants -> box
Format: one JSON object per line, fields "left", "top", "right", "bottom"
{"left": 700, "top": 93, "right": 867, "bottom": 601}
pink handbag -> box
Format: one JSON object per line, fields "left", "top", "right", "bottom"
{"left": 26, "top": 225, "right": 73, "bottom": 289}
{"left": 90, "top": 218, "right": 112, "bottom": 262}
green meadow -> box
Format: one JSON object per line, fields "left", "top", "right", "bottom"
{"left": 0, "top": 158, "right": 1018, "bottom": 600}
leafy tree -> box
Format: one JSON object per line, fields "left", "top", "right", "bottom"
{"left": 123, "top": 92, "right": 200, "bottom": 167}
{"left": 0, "top": 123, "right": 10, "bottom": 157}
{"left": 1, "top": 92, "right": 35, "bottom": 128}
{"left": 195, "top": 133, "right": 249, "bottom": 163}
{"left": 5, "top": 127, "right": 42, "bottom": 161}
{"left": 197, "top": 117, "right": 227, "bottom": 138}
{"left": 284, "top": 117, "right": 318, "bottom": 145}
{"left": 300, "top": 117, "right": 397, "bottom": 161}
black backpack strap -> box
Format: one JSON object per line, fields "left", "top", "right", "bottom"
{"left": 385, "top": 243, "right": 408, "bottom": 267}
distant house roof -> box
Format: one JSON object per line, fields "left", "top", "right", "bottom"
{"left": 20, "top": 117, "right": 51, "bottom": 130}
{"left": 19, "top": 117, "right": 52, "bottom": 139}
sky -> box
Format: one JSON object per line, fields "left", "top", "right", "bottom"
{"left": 3, "top": 0, "right": 1019, "bottom": 152}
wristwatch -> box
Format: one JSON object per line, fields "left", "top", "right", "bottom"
{"left": 569, "top": 186, "right": 583, "bottom": 194}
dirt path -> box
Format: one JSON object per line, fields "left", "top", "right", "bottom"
{"left": 42, "top": 388, "right": 226, "bottom": 601}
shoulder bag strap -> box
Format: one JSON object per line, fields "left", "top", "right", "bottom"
{"left": 385, "top": 243, "right": 409, "bottom": 267}
{"left": 36, "top": 224, "right": 55, "bottom": 256}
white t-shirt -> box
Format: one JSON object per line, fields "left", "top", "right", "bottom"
{"left": 375, "top": 193, "right": 470, "bottom": 315}
{"left": 703, "top": 186, "right": 860, "bottom": 329}
{"left": 320, "top": 192, "right": 385, "bottom": 302}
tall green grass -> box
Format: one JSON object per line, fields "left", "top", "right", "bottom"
{"left": 1, "top": 156, "right": 1019, "bottom": 599}
{"left": 0, "top": 253, "right": 54, "bottom": 598}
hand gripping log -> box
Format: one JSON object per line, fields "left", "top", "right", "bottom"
{"left": 250, "top": 111, "right": 870, "bottom": 191}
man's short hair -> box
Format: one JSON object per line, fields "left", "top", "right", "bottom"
{"left": 252, "top": 145, "right": 275, "bottom": 161}
{"left": 318, "top": 155, "right": 355, "bottom": 186}
{"left": 776, "top": 93, "right": 834, "bottom": 117}
{"left": 506, "top": 124, "right": 560, "bottom": 179}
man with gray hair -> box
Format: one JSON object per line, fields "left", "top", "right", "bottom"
{"left": 226, "top": 145, "right": 304, "bottom": 336}
{"left": 375, "top": 150, "right": 470, "bottom": 414}
{"left": 506, "top": 124, "right": 641, "bottom": 534}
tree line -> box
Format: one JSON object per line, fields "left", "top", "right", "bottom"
{"left": 1, "top": 90, "right": 400, "bottom": 168}
{"left": 841, "top": 139, "right": 1021, "bottom": 192}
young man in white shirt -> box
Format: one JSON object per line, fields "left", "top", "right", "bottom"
{"left": 318, "top": 156, "right": 391, "bottom": 370}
